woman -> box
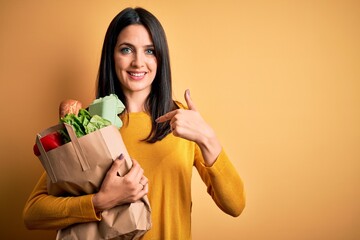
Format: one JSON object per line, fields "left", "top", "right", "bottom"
{"left": 23, "top": 7, "right": 245, "bottom": 239}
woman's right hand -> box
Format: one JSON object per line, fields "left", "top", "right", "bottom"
{"left": 92, "top": 155, "right": 148, "bottom": 212}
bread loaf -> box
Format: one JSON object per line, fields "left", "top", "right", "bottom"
{"left": 59, "top": 99, "right": 82, "bottom": 118}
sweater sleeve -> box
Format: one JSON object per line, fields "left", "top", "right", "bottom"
{"left": 194, "top": 146, "right": 246, "bottom": 217}
{"left": 23, "top": 172, "right": 101, "bottom": 230}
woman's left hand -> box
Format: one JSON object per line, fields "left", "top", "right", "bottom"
{"left": 156, "top": 89, "right": 222, "bottom": 166}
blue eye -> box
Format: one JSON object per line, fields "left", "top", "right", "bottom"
{"left": 145, "top": 49, "right": 155, "bottom": 55}
{"left": 120, "top": 47, "right": 132, "bottom": 54}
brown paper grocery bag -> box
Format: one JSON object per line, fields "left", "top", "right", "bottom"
{"left": 56, "top": 200, "right": 151, "bottom": 240}
{"left": 35, "top": 123, "right": 151, "bottom": 240}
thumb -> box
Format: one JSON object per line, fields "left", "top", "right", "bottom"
{"left": 108, "top": 154, "right": 125, "bottom": 177}
{"left": 184, "top": 89, "right": 197, "bottom": 111}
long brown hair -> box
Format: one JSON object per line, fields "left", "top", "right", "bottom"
{"left": 96, "top": 7, "right": 176, "bottom": 142}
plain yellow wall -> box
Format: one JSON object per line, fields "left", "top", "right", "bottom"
{"left": 0, "top": 0, "right": 359, "bottom": 239}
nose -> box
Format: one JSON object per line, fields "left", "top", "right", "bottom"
{"left": 131, "top": 51, "right": 145, "bottom": 68}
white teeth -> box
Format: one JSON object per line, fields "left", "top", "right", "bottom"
{"left": 130, "top": 72, "right": 146, "bottom": 77}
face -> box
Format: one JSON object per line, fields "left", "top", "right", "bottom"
{"left": 114, "top": 24, "right": 157, "bottom": 98}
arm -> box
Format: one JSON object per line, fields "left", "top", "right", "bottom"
{"left": 23, "top": 158, "right": 148, "bottom": 230}
{"left": 156, "top": 89, "right": 245, "bottom": 216}
{"left": 23, "top": 172, "right": 100, "bottom": 230}
{"left": 194, "top": 146, "right": 246, "bottom": 217}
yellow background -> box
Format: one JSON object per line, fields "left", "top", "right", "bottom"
{"left": 0, "top": 0, "right": 359, "bottom": 239}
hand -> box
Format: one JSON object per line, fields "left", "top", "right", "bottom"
{"left": 92, "top": 155, "right": 148, "bottom": 212}
{"left": 156, "top": 89, "right": 222, "bottom": 166}
{"left": 156, "top": 89, "right": 211, "bottom": 142}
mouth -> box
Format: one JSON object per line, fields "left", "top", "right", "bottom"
{"left": 128, "top": 71, "right": 147, "bottom": 77}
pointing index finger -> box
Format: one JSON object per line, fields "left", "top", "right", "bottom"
{"left": 155, "top": 110, "right": 177, "bottom": 123}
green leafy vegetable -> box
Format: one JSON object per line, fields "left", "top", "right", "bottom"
{"left": 60, "top": 108, "right": 111, "bottom": 143}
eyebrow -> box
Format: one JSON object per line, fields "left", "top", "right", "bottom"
{"left": 117, "top": 42, "right": 154, "bottom": 48}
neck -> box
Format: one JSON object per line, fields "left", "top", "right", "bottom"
{"left": 124, "top": 91, "right": 149, "bottom": 113}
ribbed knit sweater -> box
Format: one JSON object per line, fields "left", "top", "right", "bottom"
{"left": 23, "top": 109, "right": 245, "bottom": 240}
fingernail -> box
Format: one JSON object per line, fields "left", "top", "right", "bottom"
{"left": 117, "top": 153, "right": 124, "bottom": 160}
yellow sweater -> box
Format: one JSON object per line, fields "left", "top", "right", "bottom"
{"left": 23, "top": 111, "right": 245, "bottom": 240}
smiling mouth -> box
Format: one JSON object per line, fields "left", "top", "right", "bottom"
{"left": 128, "top": 72, "right": 147, "bottom": 77}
